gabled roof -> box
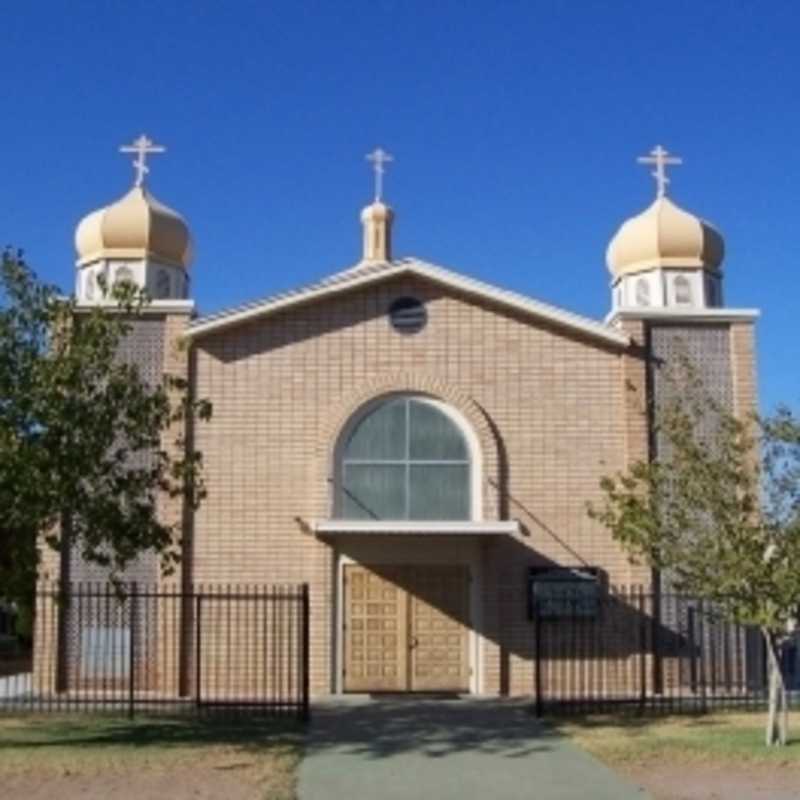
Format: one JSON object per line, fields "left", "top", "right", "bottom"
{"left": 185, "top": 257, "right": 630, "bottom": 347}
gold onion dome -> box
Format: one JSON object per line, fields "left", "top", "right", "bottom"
{"left": 75, "top": 185, "right": 193, "bottom": 269}
{"left": 606, "top": 195, "right": 724, "bottom": 278}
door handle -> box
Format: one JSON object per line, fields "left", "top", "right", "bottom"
{"left": 409, "top": 636, "right": 419, "bottom": 649}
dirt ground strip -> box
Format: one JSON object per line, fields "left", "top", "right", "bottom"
{"left": 2, "top": 765, "right": 269, "bottom": 800}
{"left": 622, "top": 762, "right": 800, "bottom": 800}
{"left": 0, "top": 715, "right": 301, "bottom": 800}
{"left": 553, "top": 712, "right": 800, "bottom": 800}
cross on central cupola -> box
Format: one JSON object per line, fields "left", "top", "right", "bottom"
{"left": 366, "top": 147, "right": 393, "bottom": 202}
{"left": 360, "top": 147, "right": 395, "bottom": 263}
{"left": 120, "top": 134, "right": 166, "bottom": 187}
{"left": 637, "top": 145, "right": 682, "bottom": 198}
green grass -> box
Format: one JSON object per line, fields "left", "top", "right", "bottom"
{"left": 551, "top": 710, "right": 800, "bottom": 766}
{"left": 0, "top": 714, "right": 303, "bottom": 798}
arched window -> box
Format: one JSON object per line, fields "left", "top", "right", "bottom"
{"left": 155, "top": 269, "right": 171, "bottom": 299}
{"left": 674, "top": 275, "right": 692, "bottom": 305}
{"left": 114, "top": 265, "right": 134, "bottom": 287}
{"left": 336, "top": 395, "right": 472, "bottom": 521}
{"left": 706, "top": 278, "right": 717, "bottom": 307}
{"left": 635, "top": 278, "right": 650, "bottom": 306}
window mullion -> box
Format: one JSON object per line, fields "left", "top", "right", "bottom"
{"left": 405, "top": 398, "right": 411, "bottom": 520}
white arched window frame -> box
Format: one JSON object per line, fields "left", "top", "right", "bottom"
{"left": 114, "top": 265, "right": 135, "bottom": 287}
{"left": 332, "top": 394, "right": 482, "bottom": 522}
{"left": 84, "top": 270, "right": 96, "bottom": 301}
{"left": 155, "top": 268, "right": 171, "bottom": 299}
{"left": 706, "top": 276, "right": 719, "bottom": 307}
{"left": 674, "top": 275, "right": 692, "bottom": 305}
{"left": 635, "top": 277, "right": 651, "bottom": 306}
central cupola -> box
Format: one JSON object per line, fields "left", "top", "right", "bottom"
{"left": 360, "top": 147, "right": 395, "bottom": 262}
{"left": 607, "top": 146, "right": 725, "bottom": 312}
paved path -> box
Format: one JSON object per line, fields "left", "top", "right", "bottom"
{"left": 298, "top": 697, "right": 649, "bottom": 800}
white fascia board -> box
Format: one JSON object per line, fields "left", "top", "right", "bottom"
{"left": 74, "top": 299, "right": 195, "bottom": 315}
{"left": 314, "top": 519, "right": 520, "bottom": 535}
{"left": 185, "top": 263, "right": 401, "bottom": 339}
{"left": 185, "top": 258, "right": 629, "bottom": 348}
{"left": 409, "top": 259, "right": 629, "bottom": 347}
{"left": 605, "top": 308, "right": 760, "bottom": 326}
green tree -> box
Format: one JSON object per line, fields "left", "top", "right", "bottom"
{"left": 0, "top": 249, "right": 210, "bottom": 606}
{"left": 589, "top": 357, "right": 800, "bottom": 746}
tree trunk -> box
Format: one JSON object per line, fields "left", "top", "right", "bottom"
{"left": 763, "top": 629, "right": 788, "bottom": 747}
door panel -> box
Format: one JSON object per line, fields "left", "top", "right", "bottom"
{"left": 343, "top": 564, "right": 470, "bottom": 693}
{"left": 409, "top": 566, "right": 470, "bottom": 692}
{"left": 343, "top": 566, "right": 407, "bottom": 692}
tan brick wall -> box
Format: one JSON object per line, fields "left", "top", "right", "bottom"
{"left": 190, "top": 276, "right": 650, "bottom": 695}
{"left": 616, "top": 318, "right": 652, "bottom": 590}
{"left": 730, "top": 322, "right": 758, "bottom": 420}
{"left": 158, "top": 310, "right": 193, "bottom": 695}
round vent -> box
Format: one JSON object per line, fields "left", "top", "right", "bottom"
{"left": 389, "top": 297, "right": 427, "bottom": 335}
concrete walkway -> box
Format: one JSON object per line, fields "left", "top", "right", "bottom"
{"left": 298, "top": 696, "right": 649, "bottom": 800}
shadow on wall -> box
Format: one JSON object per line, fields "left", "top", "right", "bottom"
{"left": 329, "top": 385, "right": 695, "bottom": 697}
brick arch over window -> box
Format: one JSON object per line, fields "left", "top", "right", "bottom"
{"left": 312, "top": 374, "right": 502, "bottom": 520}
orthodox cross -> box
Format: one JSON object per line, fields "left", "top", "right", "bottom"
{"left": 366, "top": 147, "right": 393, "bottom": 202}
{"left": 120, "top": 134, "right": 166, "bottom": 187}
{"left": 637, "top": 145, "right": 682, "bottom": 198}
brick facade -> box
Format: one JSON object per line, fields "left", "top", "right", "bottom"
{"left": 37, "top": 276, "right": 759, "bottom": 700}
{"left": 189, "top": 275, "right": 654, "bottom": 695}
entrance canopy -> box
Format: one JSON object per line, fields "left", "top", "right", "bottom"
{"left": 313, "top": 520, "right": 519, "bottom": 536}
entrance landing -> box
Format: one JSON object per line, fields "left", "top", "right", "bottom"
{"left": 298, "top": 696, "right": 649, "bottom": 800}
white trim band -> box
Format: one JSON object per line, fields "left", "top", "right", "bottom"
{"left": 186, "top": 258, "right": 629, "bottom": 348}
{"left": 606, "top": 307, "right": 760, "bottom": 325}
{"left": 314, "top": 519, "right": 520, "bottom": 535}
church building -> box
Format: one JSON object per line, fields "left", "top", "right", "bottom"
{"left": 48, "top": 139, "right": 759, "bottom": 698}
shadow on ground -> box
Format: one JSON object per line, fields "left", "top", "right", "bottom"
{"left": 545, "top": 709, "right": 725, "bottom": 733}
{"left": 0, "top": 713, "right": 302, "bottom": 754}
{"left": 306, "top": 696, "right": 559, "bottom": 760}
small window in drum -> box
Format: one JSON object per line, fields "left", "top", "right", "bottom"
{"left": 674, "top": 275, "right": 692, "bottom": 305}
{"left": 389, "top": 297, "right": 427, "bottom": 335}
{"left": 635, "top": 278, "right": 650, "bottom": 306}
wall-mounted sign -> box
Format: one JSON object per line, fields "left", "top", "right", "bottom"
{"left": 528, "top": 567, "right": 601, "bottom": 620}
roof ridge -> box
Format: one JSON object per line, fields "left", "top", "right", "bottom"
{"left": 186, "top": 257, "right": 629, "bottom": 348}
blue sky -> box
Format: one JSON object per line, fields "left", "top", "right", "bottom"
{"left": 2, "top": 1, "right": 798, "bottom": 411}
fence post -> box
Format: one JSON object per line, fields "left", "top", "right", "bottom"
{"left": 638, "top": 587, "right": 647, "bottom": 713}
{"left": 652, "top": 587, "right": 663, "bottom": 696}
{"left": 688, "top": 606, "right": 697, "bottom": 695}
{"left": 55, "top": 582, "right": 70, "bottom": 694}
{"left": 128, "top": 582, "right": 138, "bottom": 720}
{"left": 301, "top": 583, "right": 310, "bottom": 722}
{"left": 698, "top": 600, "right": 708, "bottom": 713}
{"left": 534, "top": 599, "right": 543, "bottom": 718}
{"left": 195, "top": 593, "right": 203, "bottom": 709}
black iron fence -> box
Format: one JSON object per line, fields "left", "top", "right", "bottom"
{"left": 0, "top": 583, "right": 310, "bottom": 720}
{"left": 532, "top": 588, "right": 799, "bottom": 715}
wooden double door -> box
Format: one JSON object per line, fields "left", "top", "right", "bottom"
{"left": 343, "top": 564, "right": 471, "bottom": 693}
